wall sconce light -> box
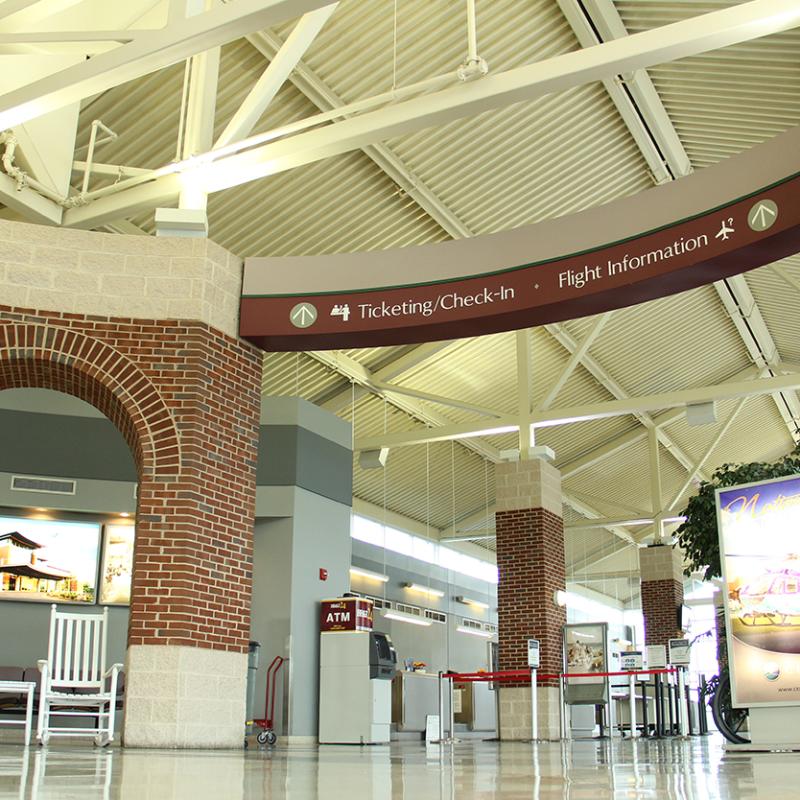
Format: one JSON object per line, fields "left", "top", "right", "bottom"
{"left": 350, "top": 566, "right": 389, "bottom": 582}
{"left": 403, "top": 582, "right": 445, "bottom": 598}
{"left": 455, "top": 595, "right": 490, "bottom": 609}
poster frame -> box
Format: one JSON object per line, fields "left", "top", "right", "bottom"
{"left": 716, "top": 473, "right": 800, "bottom": 709}
{"left": 0, "top": 513, "right": 102, "bottom": 605}
{"left": 563, "top": 621, "right": 609, "bottom": 706}
{"left": 97, "top": 522, "right": 135, "bottom": 607}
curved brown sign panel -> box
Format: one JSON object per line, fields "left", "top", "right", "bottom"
{"left": 240, "top": 128, "right": 800, "bottom": 352}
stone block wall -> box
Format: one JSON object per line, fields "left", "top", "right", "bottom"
{"left": 0, "top": 221, "right": 242, "bottom": 338}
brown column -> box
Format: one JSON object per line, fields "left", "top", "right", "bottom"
{"left": 639, "top": 544, "right": 685, "bottom": 647}
{"left": 495, "top": 456, "right": 565, "bottom": 740}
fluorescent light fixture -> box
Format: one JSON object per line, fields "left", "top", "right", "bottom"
{"left": 456, "top": 595, "right": 490, "bottom": 609}
{"left": 382, "top": 609, "right": 432, "bottom": 627}
{"left": 404, "top": 582, "right": 445, "bottom": 598}
{"left": 662, "top": 516, "right": 687, "bottom": 524}
{"left": 349, "top": 567, "right": 389, "bottom": 583}
{"left": 456, "top": 626, "right": 494, "bottom": 639}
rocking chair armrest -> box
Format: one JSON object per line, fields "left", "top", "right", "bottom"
{"left": 37, "top": 660, "right": 48, "bottom": 674}
{"left": 103, "top": 663, "right": 124, "bottom": 679}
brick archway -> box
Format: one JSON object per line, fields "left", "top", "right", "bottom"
{"left": 0, "top": 321, "right": 179, "bottom": 481}
{"left": 0, "top": 309, "right": 262, "bottom": 659}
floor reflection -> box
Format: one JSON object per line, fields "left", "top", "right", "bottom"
{"left": 0, "top": 736, "right": 797, "bottom": 800}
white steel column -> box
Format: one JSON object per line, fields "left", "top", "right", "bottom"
{"left": 516, "top": 330, "right": 533, "bottom": 454}
{"left": 648, "top": 427, "right": 663, "bottom": 543}
{"left": 176, "top": 0, "right": 220, "bottom": 214}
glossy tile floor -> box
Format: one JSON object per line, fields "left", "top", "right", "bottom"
{"left": 0, "top": 735, "right": 798, "bottom": 800}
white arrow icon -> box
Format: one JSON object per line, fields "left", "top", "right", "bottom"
{"left": 748, "top": 200, "right": 778, "bottom": 232}
{"left": 290, "top": 302, "right": 317, "bottom": 328}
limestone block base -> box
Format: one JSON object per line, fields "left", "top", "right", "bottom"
{"left": 123, "top": 644, "right": 247, "bottom": 749}
{"left": 498, "top": 685, "right": 561, "bottom": 741}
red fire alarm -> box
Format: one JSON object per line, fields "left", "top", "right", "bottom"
{"left": 319, "top": 568, "right": 328, "bottom": 581}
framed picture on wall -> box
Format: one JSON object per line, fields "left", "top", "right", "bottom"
{"left": 99, "top": 524, "right": 135, "bottom": 605}
{"left": 0, "top": 515, "right": 100, "bottom": 604}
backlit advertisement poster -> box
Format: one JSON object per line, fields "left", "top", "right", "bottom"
{"left": 0, "top": 515, "right": 100, "bottom": 603}
{"left": 717, "top": 475, "right": 800, "bottom": 707}
{"left": 564, "top": 622, "right": 608, "bottom": 704}
{"left": 99, "top": 525, "right": 135, "bottom": 605}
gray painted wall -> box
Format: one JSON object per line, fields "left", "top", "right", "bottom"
{"left": 0, "top": 603, "right": 129, "bottom": 669}
{"left": 287, "top": 489, "right": 351, "bottom": 737}
{"left": 257, "top": 426, "right": 352, "bottom": 506}
{"left": 0, "top": 407, "right": 351, "bottom": 506}
{"left": 250, "top": 517, "right": 293, "bottom": 734}
{"left": 249, "top": 487, "right": 351, "bottom": 737}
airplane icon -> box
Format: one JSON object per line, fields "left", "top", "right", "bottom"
{"left": 715, "top": 218, "right": 735, "bottom": 241}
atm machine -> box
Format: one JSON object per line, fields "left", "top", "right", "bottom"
{"left": 318, "top": 597, "right": 397, "bottom": 744}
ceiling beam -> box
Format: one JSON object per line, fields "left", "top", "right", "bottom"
{"left": 308, "top": 349, "right": 502, "bottom": 463}
{"left": 214, "top": 4, "right": 338, "bottom": 149}
{"left": 244, "top": 28, "right": 477, "bottom": 240}
{"left": 318, "top": 341, "right": 464, "bottom": 413}
{"left": 0, "top": 0, "right": 333, "bottom": 130}
{"left": 666, "top": 395, "right": 748, "bottom": 512}
{"left": 540, "top": 313, "right": 611, "bottom": 411}
{"left": 544, "top": 322, "right": 706, "bottom": 481}
{"left": 714, "top": 274, "right": 800, "bottom": 444}
{"left": 571, "top": 0, "right": 693, "bottom": 180}
{"left": 62, "top": 0, "right": 800, "bottom": 228}
{"left": 568, "top": 538, "right": 639, "bottom": 576}
{"left": 0, "top": 169, "right": 62, "bottom": 224}
{"left": 371, "top": 381, "right": 503, "bottom": 418}
{"left": 354, "top": 370, "right": 800, "bottom": 450}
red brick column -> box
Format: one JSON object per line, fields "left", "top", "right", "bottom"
{"left": 0, "top": 307, "right": 262, "bottom": 747}
{"left": 639, "top": 544, "right": 685, "bottom": 647}
{"left": 496, "top": 507, "right": 566, "bottom": 678}
{"left": 494, "top": 457, "right": 565, "bottom": 739}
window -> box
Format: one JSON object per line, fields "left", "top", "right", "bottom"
{"left": 351, "top": 514, "right": 498, "bottom": 585}
{"left": 394, "top": 602, "right": 422, "bottom": 616}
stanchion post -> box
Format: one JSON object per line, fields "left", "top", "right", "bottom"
{"left": 676, "top": 667, "right": 688, "bottom": 737}
{"left": 653, "top": 673, "right": 663, "bottom": 738}
{"left": 438, "top": 671, "right": 445, "bottom": 742}
{"left": 640, "top": 673, "right": 649, "bottom": 737}
{"left": 628, "top": 672, "right": 637, "bottom": 738}
{"left": 449, "top": 677, "right": 455, "bottom": 741}
{"left": 699, "top": 675, "right": 708, "bottom": 735}
{"left": 530, "top": 668, "right": 538, "bottom": 742}
{"left": 559, "top": 674, "right": 568, "bottom": 740}
{"left": 665, "top": 672, "right": 675, "bottom": 736}
{"left": 685, "top": 679, "right": 694, "bottom": 736}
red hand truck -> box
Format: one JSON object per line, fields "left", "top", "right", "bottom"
{"left": 253, "top": 656, "right": 284, "bottom": 747}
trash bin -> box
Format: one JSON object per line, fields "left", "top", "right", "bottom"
{"left": 245, "top": 641, "right": 261, "bottom": 737}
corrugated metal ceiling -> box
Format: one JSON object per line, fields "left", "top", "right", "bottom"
{"left": 60, "top": 0, "right": 800, "bottom": 595}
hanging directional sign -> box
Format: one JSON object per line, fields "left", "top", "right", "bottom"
{"left": 240, "top": 127, "right": 800, "bottom": 352}
{"left": 747, "top": 200, "right": 778, "bottom": 232}
{"left": 289, "top": 302, "right": 317, "bottom": 329}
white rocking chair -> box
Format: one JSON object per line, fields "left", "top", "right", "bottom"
{"left": 36, "top": 604, "right": 123, "bottom": 746}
